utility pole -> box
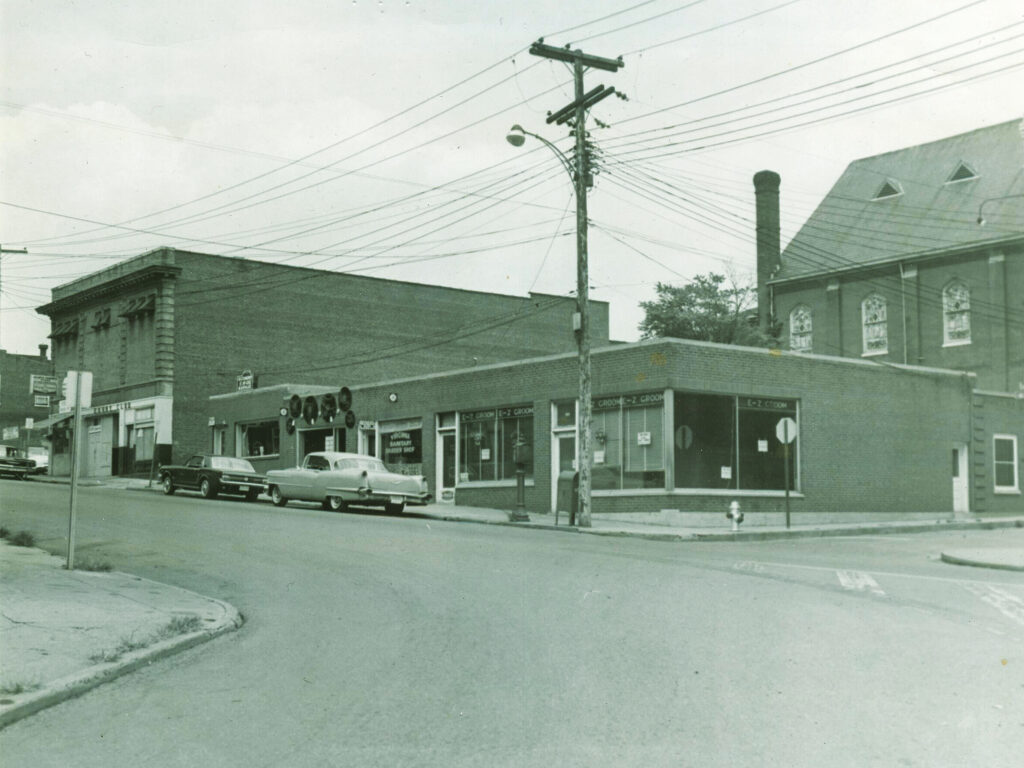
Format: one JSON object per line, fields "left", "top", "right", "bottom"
{"left": 529, "top": 41, "right": 622, "bottom": 528}
{"left": 0, "top": 244, "right": 29, "bottom": 349}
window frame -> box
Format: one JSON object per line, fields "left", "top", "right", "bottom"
{"left": 861, "top": 293, "right": 888, "bottom": 356}
{"left": 236, "top": 420, "right": 281, "bottom": 459}
{"left": 789, "top": 305, "right": 813, "bottom": 352}
{"left": 993, "top": 434, "right": 1019, "bottom": 494}
{"left": 942, "top": 280, "right": 971, "bottom": 347}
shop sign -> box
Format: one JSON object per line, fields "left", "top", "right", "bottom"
{"left": 460, "top": 408, "right": 496, "bottom": 423}
{"left": 637, "top": 431, "right": 652, "bottom": 446}
{"left": 740, "top": 396, "right": 796, "bottom": 411}
{"left": 30, "top": 374, "right": 58, "bottom": 394}
{"left": 34, "top": 395, "right": 50, "bottom": 408}
{"left": 498, "top": 405, "right": 534, "bottom": 418}
{"left": 3, "top": 426, "right": 19, "bottom": 440}
{"left": 236, "top": 370, "right": 256, "bottom": 391}
{"left": 91, "top": 402, "right": 129, "bottom": 415}
{"left": 594, "top": 392, "right": 664, "bottom": 411}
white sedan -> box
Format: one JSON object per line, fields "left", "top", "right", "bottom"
{"left": 266, "top": 451, "right": 431, "bottom": 513}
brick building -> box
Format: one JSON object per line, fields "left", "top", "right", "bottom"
{"left": 0, "top": 345, "right": 55, "bottom": 465}
{"left": 755, "top": 119, "right": 1024, "bottom": 513}
{"left": 210, "top": 337, "right": 998, "bottom": 520}
{"left": 36, "top": 247, "right": 609, "bottom": 477}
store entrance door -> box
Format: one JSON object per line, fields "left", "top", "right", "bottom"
{"left": 438, "top": 432, "right": 456, "bottom": 503}
{"left": 952, "top": 443, "right": 969, "bottom": 515}
{"left": 551, "top": 434, "right": 577, "bottom": 511}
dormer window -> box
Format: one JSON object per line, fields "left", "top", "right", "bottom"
{"left": 945, "top": 161, "right": 978, "bottom": 184}
{"left": 872, "top": 179, "right": 903, "bottom": 200}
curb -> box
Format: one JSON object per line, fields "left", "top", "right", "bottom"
{"left": 0, "top": 579, "right": 243, "bottom": 731}
{"left": 939, "top": 552, "right": 1024, "bottom": 573}
{"left": 428, "top": 514, "right": 1024, "bottom": 542}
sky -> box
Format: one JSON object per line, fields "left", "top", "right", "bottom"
{"left": 1, "top": 0, "right": 1022, "bottom": 355}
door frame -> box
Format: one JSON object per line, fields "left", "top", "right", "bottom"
{"left": 952, "top": 442, "right": 969, "bottom": 514}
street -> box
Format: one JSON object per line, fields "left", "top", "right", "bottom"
{"left": 1, "top": 480, "right": 1022, "bottom": 767}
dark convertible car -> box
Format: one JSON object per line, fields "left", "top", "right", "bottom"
{"left": 159, "top": 454, "right": 266, "bottom": 500}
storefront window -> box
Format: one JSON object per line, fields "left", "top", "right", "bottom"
{"left": 239, "top": 421, "right": 280, "bottom": 457}
{"left": 736, "top": 397, "right": 797, "bottom": 490}
{"left": 674, "top": 393, "right": 735, "bottom": 489}
{"left": 459, "top": 405, "right": 533, "bottom": 482}
{"left": 674, "top": 393, "right": 798, "bottom": 490}
{"left": 593, "top": 393, "right": 665, "bottom": 490}
{"left": 380, "top": 418, "right": 423, "bottom": 476}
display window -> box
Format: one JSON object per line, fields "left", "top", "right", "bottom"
{"left": 674, "top": 392, "right": 798, "bottom": 491}
{"left": 380, "top": 418, "right": 423, "bottom": 476}
{"left": 459, "top": 405, "right": 533, "bottom": 482}
{"left": 238, "top": 420, "right": 280, "bottom": 458}
{"left": 592, "top": 392, "right": 665, "bottom": 490}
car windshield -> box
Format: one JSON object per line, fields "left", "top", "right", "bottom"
{"left": 334, "top": 458, "right": 388, "bottom": 472}
{"left": 210, "top": 457, "right": 256, "bottom": 472}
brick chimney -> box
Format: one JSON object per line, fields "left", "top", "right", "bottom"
{"left": 753, "top": 171, "right": 781, "bottom": 332}
{"left": 38, "top": 343, "right": 48, "bottom": 360}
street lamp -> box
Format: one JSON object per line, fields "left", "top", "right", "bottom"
{"left": 506, "top": 123, "right": 594, "bottom": 528}
{"left": 976, "top": 193, "right": 1024, "bottom": 225}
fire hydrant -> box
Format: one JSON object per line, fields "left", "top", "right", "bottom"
{"left": 726, "top": 500, "right": 744, "bottom": 531}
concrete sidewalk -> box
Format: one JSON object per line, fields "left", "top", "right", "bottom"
{"left": 0, "top": 541, "right": 241, "bottom": 730}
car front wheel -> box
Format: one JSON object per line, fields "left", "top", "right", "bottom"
{"left": 384, "top": 501, "right": 405, "bottom": 515}
{"left": 271, "top": 486, "right": 287, "bottom": 507}
{"left": 245, "top": 489, "right": 260, "bottom": 502}
{"left": 200, "top": 478, "right": 218, "bottom": 499}
{"left": 328, "top": 496, "right": 347, "bottom": 512}
{"left": 162, "top": 475, "right": 175, "bottom": 495}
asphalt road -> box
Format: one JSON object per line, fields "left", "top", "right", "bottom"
{"left": 1, "top": 480, "right": 1022, "bottom": 767}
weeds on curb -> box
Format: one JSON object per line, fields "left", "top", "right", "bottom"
{"left": 75, "top": 557, "right": 114, "bottom": 572}
{"left": 88, "top": 615, "right": 204, "bottom": 664}
{"left": 0, "top": 526, "right": 10, "bottom": 539}
{"left": 8, "top": 530, "right": 35, "bottom": 548}
{"left": 0, "top": 679, "right": 42, "bottom": 695}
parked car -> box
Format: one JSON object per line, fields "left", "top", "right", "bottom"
{"left": 0, "top": 453, "right": 34, "bottom": 480}
{"left": 266, "top": 451, "right": 431, "bottom": 513}
{"left": 159, "top": 454, "right": 266, "bottom": 500}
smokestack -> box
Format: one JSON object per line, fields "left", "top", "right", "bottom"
{"left": 753, "top": 170, "right": 781, "bottom": 331}
{"left": 38, "top": 343, "right": 48, "bottom": 360}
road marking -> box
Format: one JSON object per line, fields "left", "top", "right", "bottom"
{"left": 836, "top": 569, "right": 886, "bottom": 597}
{"left": 961, "top": 582, "right": 1024, "bottom": 627}
{"left": 733, "top": 561, "right": 765, "bottom": 573}
{"left": 714, "top": 558, "right": 1024, "bottom": 589}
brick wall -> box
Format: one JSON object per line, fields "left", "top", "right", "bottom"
{"left": 221, "top": 338, "right": 974, "bottom": 518}
{"left": 773, "top": 248, "right": 1023, "bottom": 392}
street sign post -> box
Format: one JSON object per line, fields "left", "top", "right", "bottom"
{"left": 776, "top": 417, "right": 797, "bottom": 529}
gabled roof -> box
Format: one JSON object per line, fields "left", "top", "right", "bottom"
{"left": 776, "top": 118, "right": 1024, "bottom": 282}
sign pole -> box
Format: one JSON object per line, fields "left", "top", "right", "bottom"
{"left": 66, "top": 371, "right": 83, "bottom": 570}
{"left": 783, "top": 421, "right": 791, "bottom": 529}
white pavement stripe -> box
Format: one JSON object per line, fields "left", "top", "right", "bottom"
{"left": 961, "top": 582, "right": 1024, "bottom": 627}
{"left": 836, "top": 569, "right": 886, "bottom": 596}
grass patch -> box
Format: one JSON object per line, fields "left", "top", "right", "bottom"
{"left": 0, "top": 679, "right": 42, "bottom": 695}
{"left": 0, "top": 526, "right": 10, "bottom": 539}
{"left": 75, "top": 557, "right": 113, "bottom": 572}
{"left": 88, "top": 615, "right": 204, "bottom": 664}
{"left": 8, "top": 530, "right": 35, "bottom": 547}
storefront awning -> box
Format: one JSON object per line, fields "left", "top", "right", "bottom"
{"left": 32, "top": 412, "right": 74, "bottom": 432}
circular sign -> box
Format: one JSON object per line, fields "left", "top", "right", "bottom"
{"left": 344, "top": 410, "right": 356, "bottom": 429}
{"left": 288, "top": 394, "right": 302, "bottom": 419}
{"left": 302, "top": 396, "right": 319, "bottom": 426}
{"left": 775, "top": 417, "right": 798, "bottom": 444}
{"left": 338, "top": 386, "right": 352, "bottom": 412}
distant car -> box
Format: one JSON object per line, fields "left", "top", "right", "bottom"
{"left": 266, "top": 451, "right": 431, "bottom": 513}
{"left": 0, "top": 454, "right": 34, "bottom": 480}
{"left": 159, "top": 454, "right": 266, "bottom": 501}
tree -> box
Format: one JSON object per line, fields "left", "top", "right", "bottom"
{"left": 638, "top": 272, "right": 778, "bottom": 347}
